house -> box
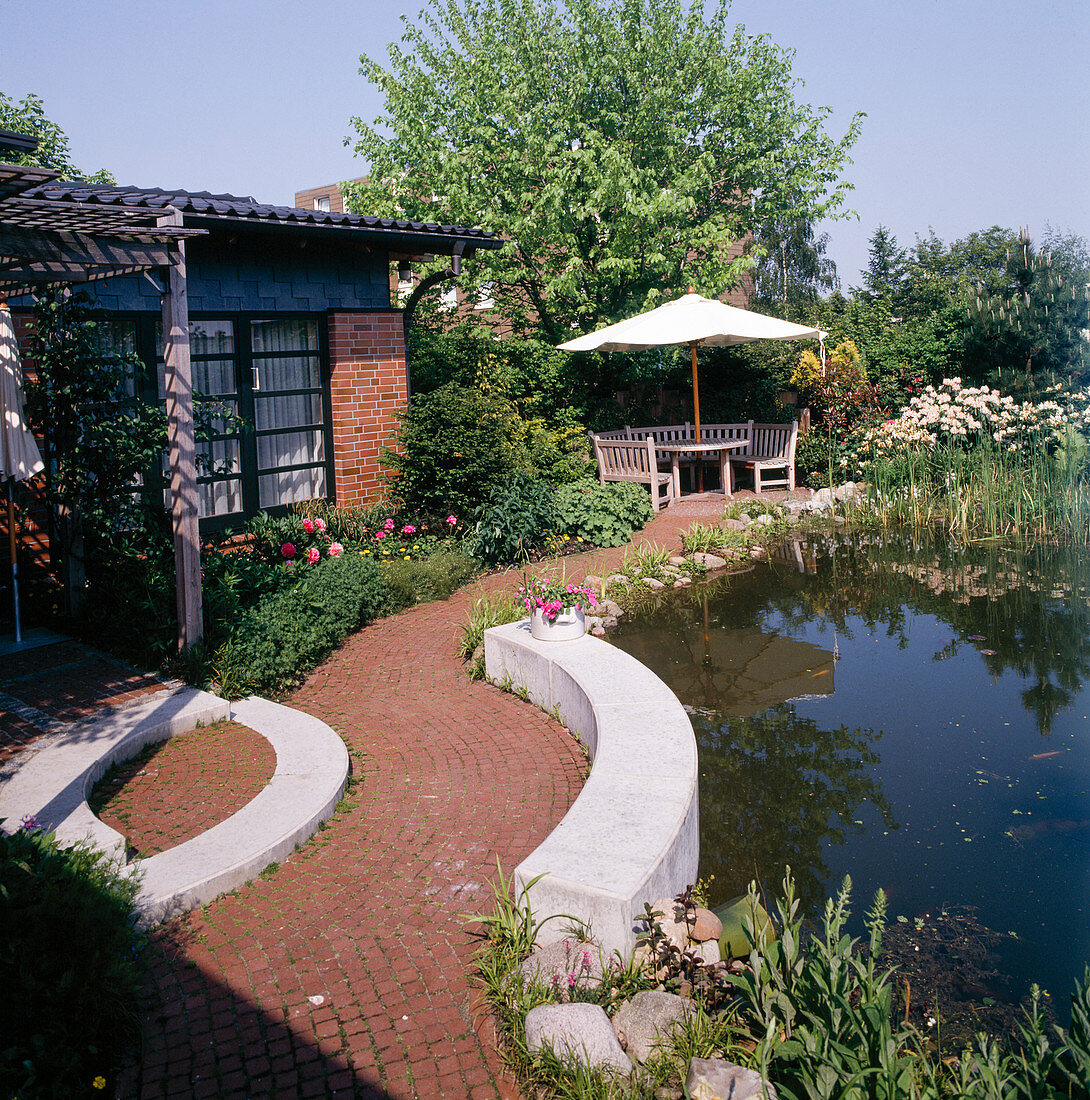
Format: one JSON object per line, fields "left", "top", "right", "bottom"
{"left": 7, "top": 177, "right": 502, "bottom": 530}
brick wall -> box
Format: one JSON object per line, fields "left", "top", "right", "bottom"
{"left": 327, "top": 312, "right": 407, "bottom": 506}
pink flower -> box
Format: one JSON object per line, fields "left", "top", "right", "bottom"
{"left": 384, "top": 518, "right": 395, "bottom": 530}
{"left": 302, "top": 518, "right": 314, "bottom": 534}
{"left": 306, "top": 547, "right": 320, "bottom": 565}
{"left": 315, "top": 517, "right": 327, "bottom": 533}
{"left": 375, "top": 530, "right": 387, "bottom": 539}
{"left": 328, "top": 542, "right": 344, "bottom": 558}
{"left": 401, "top": 524, "right": 417, "bottom": 534}
{"left": 446, "top": 514, "right": 457, "bottom": 526}
{"left": 281, "top": 542, "right": 296, "bottom": 559}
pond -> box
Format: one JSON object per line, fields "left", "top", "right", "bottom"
{"left": 609, "top": 531, "right": 1090, "bottom": 1032}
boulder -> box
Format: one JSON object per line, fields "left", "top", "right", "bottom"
{"left": 812, "top": 487, "right": 833, "bottom": 506}
{"left": 686, "top": 1058, "right": 778, "bottom": 1100}
{"left": 737, "top": 512, "right": 753, "bottom": 525}
{"left": 583, "top": 574, "right": 604, "bottom": 593}
{"left": 643, "top": 577, "right": 666, "bottom": 590}
{"left": 690, "top": 908, "right": 723, "bottom": 943}
{"left": 520, "top": 939, "right": 607, "bottom": 997}
{"left": 612, "top": 990, "right": 695, "bottom": 1063}
{"left": 524, "top": 1003, "right": 631, "bottom": 1076}
{"left": 712, "top": 895, "right": 774, "bottom": 959}
{"left": 690, "top": 552, "right": 727, "bottom": 569}
{"left": 721, "top": 518, "right": 746, "bottom": 531}
{"left": 668, "top": 555, "right": 689, "bottom": 566}
{"left": 754, "top": 513, "right": 775, "bottom": 527}
{"left": 673, "top": 577, "right": 691, "bottom": 588}
{"left": 691, "top": 938, "right": 721, "bottom": 966}
{"left": 601, "top": 598, "right": 623, "bottom": 617}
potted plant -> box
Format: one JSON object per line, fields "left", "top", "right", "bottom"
{"left": 516, "top": 574, "right": 598, "bottom": 641}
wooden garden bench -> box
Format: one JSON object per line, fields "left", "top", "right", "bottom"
{"left": 591, "top": 435, "right": 675, "bottom": 512}
{"left": 730, "top": 420, "right": 798, "bottom": 492}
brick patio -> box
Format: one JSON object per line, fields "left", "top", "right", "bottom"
{"left": 2, "top": 490, "right": 799, "bottom": 1098}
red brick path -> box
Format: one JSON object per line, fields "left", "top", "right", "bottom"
{"left": 3, "top": 490, "right": 801, "bottom": 1098}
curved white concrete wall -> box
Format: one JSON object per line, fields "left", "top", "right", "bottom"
{"left": 0, "top": 688, "right": 349, "bottom": 927}
{"left": 484, "top": 620, "right": 699, "bottom": 954}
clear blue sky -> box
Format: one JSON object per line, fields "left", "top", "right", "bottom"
{"left": 3, "top": 0, "right": 1087, "bottom": 288}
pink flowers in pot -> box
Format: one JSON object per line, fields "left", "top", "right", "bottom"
{"left": 516, "top": 575, "right": 598, "bottom": 623}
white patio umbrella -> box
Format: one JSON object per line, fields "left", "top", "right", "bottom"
{"left": 558, "top": 289, "right": 826, "bottom": 442}
{"left": 0, "top": 299, "right": 44, "bottom": 644}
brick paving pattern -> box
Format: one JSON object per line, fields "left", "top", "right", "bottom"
{"left": 91, "top": 721, "right": 276, "bottom": 857}
{"left": 3, "top": 489, "right": 803, "bottom": 1098}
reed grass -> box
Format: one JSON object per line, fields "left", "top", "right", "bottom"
{"left": 859, "top": 438, "right": 1090, "bottom": 545}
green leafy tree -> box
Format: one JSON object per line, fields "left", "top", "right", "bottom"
{"left": 0, "top": 91, "right": 115, "bottom": 184}
{"left": 753, "top": 203, "right": 839, "bottom": 309}
{"left": 347, "top": 0, "right": 862, "bottom": 341}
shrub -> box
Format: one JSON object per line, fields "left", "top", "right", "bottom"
{"left": 212, "top": 553, "right": 390, "bottom": 696}
{"left": 381, "top": 382, "right": 529, "bottom": 517}
{"left": 554, "top": 478, "right": 653, "bottom": 547}
{"left": 0, "top": 825, "right": 144, "bottom": 1098}
{"left": 472, "top": 472, "right": 557, "bottom": 564}
{"left": 380, "top": 547, "right": 479, "bottom": 608}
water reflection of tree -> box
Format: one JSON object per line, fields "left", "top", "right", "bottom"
{"left": 694, "top": 703, "right": 896, "bottom": 912}
{"left": 687, "top": 535, "right": 1090, "bottom": 736}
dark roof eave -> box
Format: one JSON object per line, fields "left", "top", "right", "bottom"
{"left": 181, "top": 212, "right": 504, "bottom": 253}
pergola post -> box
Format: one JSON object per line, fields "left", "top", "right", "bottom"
{"left": 160, "top": 226, "right": 203, "bottom": 650}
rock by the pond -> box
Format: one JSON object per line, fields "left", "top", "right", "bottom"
{"left": 519, "top": 939, "right": 606, "bottom": 996}
{"left": 713, "top": 895, "right": 774, "bottom": 958}
{"left": 643, "top": 576, "right": 666, "bottom": 590}
{"left": 812, "top": 487, "right": 833, "bottom": 506}
{"left": 686, "top": 1058, "right": 778, "bottom": 1100}
{"left": 591, "top": 624, "right": 606, "bottom": 636}
{"left": 691, "top": 938, "right": 721, "bottom": 966}
{"left": 649, "top": 898, "right": 691, "bottom": 949}
{"left": 673, "top": 577, "right": 692, "bottom": 588}
{"left": 754, "top": 512, "right": 775, "bottom": 526}
{"left": 690, "top": 907, "right": 723, "bottom": 943}
{"left": 583, "top": 574, "right": 604, "bottom": 593}
{"left": 737, "top": 512, "right": 753, "bottom": 525}
{"left": 722, "top": 517, "right": 746, "bottom": 531}
{"left": 612, "top": 990, "right": 695, "bottom": 1063}
{"left": 690, "top": 552, "right": 728, "bottom": 569}
{"left": 524, "top": 1003, "right": 631, "bottom": 1076}
{"left": 605, "top": 572, "right": 628, "bottom": 590}
{"left": 669, "top": 555, "right": 689, "bottom": 566}
{"left": 601, "top": 598, "right": 623, "bottom": 617}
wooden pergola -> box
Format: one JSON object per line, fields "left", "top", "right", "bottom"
{"left": 0, "top": 159, "right": 208, "bottom": 650}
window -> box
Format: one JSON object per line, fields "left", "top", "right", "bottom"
{"left": 314, "top": 195, "right": 330, "bottom": 212}
{"left": 157, "top": 319, "right": 243, "bottom": 519}
{"left": 475, "top": 281, "right": 495, "bottom": 311}
{"left": 137, "top": 313, "right": 333, "bottom": 528}
{"left": 439, "top": 284, "right": 459, "bottom": 311}
{"left": 250, "top": 319, "right": 327, "bottom": 508}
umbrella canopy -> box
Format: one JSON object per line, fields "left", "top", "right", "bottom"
{"left": 1, "top": 301, "right": 44, "bottom": 644}
{"left": 1, "top": 304, "right": 43, "bottom": 483}
{"left": 558, "top": 289, "right": 826, "bottom": 353}
{"left": 558, "top": 290, "right": 826, "bottom": 446}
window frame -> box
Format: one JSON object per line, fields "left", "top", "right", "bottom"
{"left": 107, "top": 310, "right": 336, "bottom": 534}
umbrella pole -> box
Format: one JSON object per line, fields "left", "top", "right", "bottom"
{"left": 7, "top": 480, "right": 21, "bottom": 645}
{"left": 690, "top": 342, "right": 704, "bottom": 491}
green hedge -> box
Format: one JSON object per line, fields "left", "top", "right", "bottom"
{"left": 0, "top": 826, "right": 144, "bottom": 1098}
{"left": 213, "top": 553, "right": 390, "bottom": 697}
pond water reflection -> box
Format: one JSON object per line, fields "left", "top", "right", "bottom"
{"left": 609, "top": 532, "right": 1090, "bottom": 1017}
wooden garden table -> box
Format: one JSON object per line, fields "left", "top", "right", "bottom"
{"left": 656, "top": 438, "right": 748, "bottom": 499}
